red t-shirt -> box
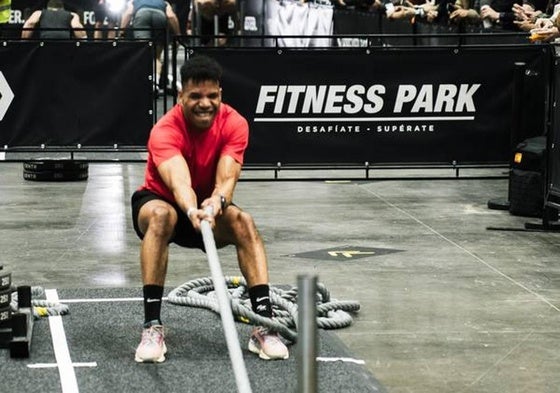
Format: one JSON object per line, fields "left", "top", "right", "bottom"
{"left": 140, "top": 103, "right": 249, "bottom": 203}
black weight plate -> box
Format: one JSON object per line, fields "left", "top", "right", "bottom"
{"left": 0, "top": 306, "right": 10, "bottom": 325}
{"left": 23, "top": 169, "right": 89, "bottom": 182}
{"left": 0, "top": 288, "right": 10, "bottom": 309}
{"left": 23, "top": 160, "right": 88, "bottom": 172}
{"left": 487, "top": 198, "right": 510, "bottom": 211}
{"left": 0, "top": 271, "right": 11, "bottom": 290}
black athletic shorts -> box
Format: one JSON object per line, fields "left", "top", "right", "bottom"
{"left": 131, "top": 189, "right": 205, "bottom": 250}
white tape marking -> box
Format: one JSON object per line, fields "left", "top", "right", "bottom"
{"left": 28, "top": 362, "right": 97, "bottom": 369}
{"left": 62, "top": 297, "right": 143, "bottom": 303}
{"left": 316, "top": 357, "right": 365, "bottom": 365}
{"left": 61, "top": 296, "right": 168, "bottom": 303}
{"left": 45, "top": 289, "right": 80, "bottom": 393}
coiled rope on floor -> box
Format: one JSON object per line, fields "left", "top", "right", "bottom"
{"left": 10, "top": 286, "right": 70, "bottom": 318}
{"left": 167, "top": 276, "right": 360, "bottom": 343}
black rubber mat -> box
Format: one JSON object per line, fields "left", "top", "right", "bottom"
{"left": 0, "top": 288, "right": 385, "bottom": 393}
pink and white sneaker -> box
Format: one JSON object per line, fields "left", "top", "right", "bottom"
{"left": 134, "top": 325, "right": 167, "bottom": 363}
{"left": 248, "top": 327, "right": 289, "bottom": 360}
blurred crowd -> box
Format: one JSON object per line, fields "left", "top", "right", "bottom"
{"left": 4, "top": 0, "right": 560, "bottom": 43}
{"left": 2, "top": 0, "right": 560, "bottom": 71}
{"left": 348, "top": 0, "right": 560, "bottom": 41}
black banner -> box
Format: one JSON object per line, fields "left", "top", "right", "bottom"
{"left": 548, "top": 58, "right": 560, "bottom": 200}
{"left": 0, "top": 41, "right": 153, "bottom": 147}
{"left": 194, "top": 46, "right": 550, "bottom": 165}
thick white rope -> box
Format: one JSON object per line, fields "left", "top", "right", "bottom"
{"left": 200, "top": 208, "right": 252, "bottom": 393}
{"left": 10, "top": 286, "right": 69, "bottom": 318}
{"left": 167, "top": 276, "right": 361, "bottom": 343}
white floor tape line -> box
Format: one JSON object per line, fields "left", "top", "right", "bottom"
{"left": 28, "top": 362, "right": 98, "bottom": 369}
{"left": 316, "top": 357, "right": 366, "bottom": 365}
{"left": 61, "top": 296, "right": 168, "bottom": 303}
{"left": 62, "top": 297, "right": 144, "bottom": 303}
{"left": 45, "top": 289, "right": 80, "bottom": 393}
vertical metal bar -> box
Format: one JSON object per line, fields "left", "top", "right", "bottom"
{"left": 163, "top": 27, "right": 169, "bottom": 113}
{"left": 214, "top": 14, "right": 219, "bottom": 47}
{"left": 240, "top": 0, "right": 245, "bottom": 47}
{"left": 510, "top": 62, "right": 527, "bottom": 203}
{"left": 194, "top": 1, "right": 201, "bottom": 46}
{"left": 172, "top": 35, "right": 178, "bottom": 105}
{"left": 297, "top": 274, "right": 318, "bottom": 393}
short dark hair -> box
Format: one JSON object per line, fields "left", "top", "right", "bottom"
{"left": 180, "top": 55, "right": 222, "bottom": 86}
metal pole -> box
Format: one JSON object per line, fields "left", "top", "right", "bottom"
{"left": 297, "top": 274, "right": 318, "bottom": 393}
{"left": 213, "top": 14, "right": 219, "bottom": 47}
{"left": 510, "top": 62, "right": 527, "bottom": 203}
{"left": 201, "top": 208, "right": 252, "bottom": 393}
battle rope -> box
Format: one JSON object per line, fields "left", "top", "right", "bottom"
{"left": 10, "top": 286, "right": 69, "bottom": 319}
{"left": 167, "top": 276, "right": 360, "bottom": 343}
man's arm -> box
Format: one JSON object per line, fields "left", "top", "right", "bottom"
{"left": 157, "top": 154, "right": 199, "bottom": 216}
{"left": 21, "top": 11, "right": 42, "bottom": 39}
{"left": 203, "top": 155, "right": 242, "bottom": 215}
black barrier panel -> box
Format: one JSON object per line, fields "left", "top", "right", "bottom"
{"left": 0, "top": 41, "right": 153, "bottom": 147}
{"left": 193, "top": 46, "right": 550, "bottom": 165}
{"left": 547, "top": 56, "right": 560, "bottom": 202}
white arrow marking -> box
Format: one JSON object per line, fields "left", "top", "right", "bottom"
{"left": 0, "top": 71, "right": 15, "bottom": 121}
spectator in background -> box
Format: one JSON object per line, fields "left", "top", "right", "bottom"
{"left": 448, "top": 0, "right": 483, "bottom": 25}
{"left": 120, "top": 0, "right": 181, "bottom": 93}
{"left": 0, "top": 0, "right": 10, "bottom": 39}
{"left": 94, "top": 0, "right": 125, "bottom": 39}
{"left": 21, "top": 0, "right": 87, "bottom": 39}
{"left": 447, "top": 0, "right": 523, "bottom": 30}
{"left": 386, "top": 0, "right": 439, "bottom": 22}
{"left": 477, "top": 0, "right": 523, "bottom": 30}
{"left": 187, "top": 0, "right": 237, "bottom": 46}
{"left": 333, "top": 0, "right": 381, "bottom": 11}
{"left": 528, "top": 0, "right": 560, "bottom": 39}
{"left": 513, "top": 0, "right": 551, "bottom": 31}
{"left": 169, "top": 0, "right": 190, "bottom": 35}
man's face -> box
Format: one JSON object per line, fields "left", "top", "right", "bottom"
{"left": 179, "top": 79, "right": 222, "bottom": 131}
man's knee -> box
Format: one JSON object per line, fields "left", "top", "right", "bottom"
{"left": 146, "top": 205, "right": 176, "bottom": 238}
{"left": 231, "top": 210, "right": 260, "bottom": 241}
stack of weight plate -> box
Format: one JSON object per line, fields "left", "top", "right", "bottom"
{"left": 22, "top": 159, "right": 89, "bottom": 181}
{"left": 0, "top": 265, "right": 12, "bottom": 349}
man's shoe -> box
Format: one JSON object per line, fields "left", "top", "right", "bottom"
{"left": 248, "top": 327, "right": 289, "bottom": 360}
{"left": 134, "top": 324, "right": 167, "bottom": 363}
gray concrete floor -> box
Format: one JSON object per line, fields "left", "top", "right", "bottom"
{"left": 1, "top": 162, "right": 559, "bottom": 393}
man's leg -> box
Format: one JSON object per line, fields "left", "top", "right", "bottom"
{"left": 215, "top": 207, "right": 289, "bottom": 360}
{"left": 134, "top": 199, "right": 178, "bottom": 362}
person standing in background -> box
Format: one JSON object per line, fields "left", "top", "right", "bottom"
{"left": 21, "top": 0, "right": 87, "bottom": 39}
{"left": 0, "top": 0, "right": 11, "bottom": 39}
{"left": 120, "top": 0, "right": 181, "bottom": 94}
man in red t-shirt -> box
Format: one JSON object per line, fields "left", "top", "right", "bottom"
{"left": 131, "top": 55, "right": 289, "bottom": 363}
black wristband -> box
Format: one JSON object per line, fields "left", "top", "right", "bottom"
{"left": 220, "top": 194, "right": 227, "bottom": 211}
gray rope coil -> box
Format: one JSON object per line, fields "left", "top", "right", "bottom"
{"left": 10, "top": 286, "right": 70, "bottom": 319}
{"left": 167, "top": 276, "right": 360, "bottom": 343}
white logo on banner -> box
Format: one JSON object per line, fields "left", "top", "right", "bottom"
{"left": 254, "top": 83, "right": 481, "bottom": 118}
{"left": 0, "top": 71, "right": 15, "bottom": 122}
